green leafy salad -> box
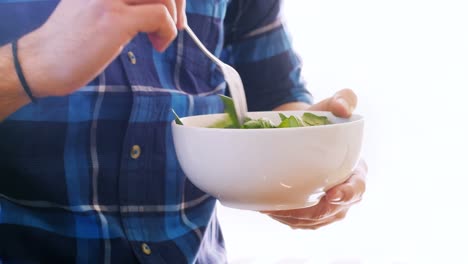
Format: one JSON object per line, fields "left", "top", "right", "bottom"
{"left": 173, "top": 95, "right": 331, "bottom": 129}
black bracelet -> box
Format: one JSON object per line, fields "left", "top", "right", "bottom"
{"left": 12, "top": 39, "right": 37, "bottom": 103}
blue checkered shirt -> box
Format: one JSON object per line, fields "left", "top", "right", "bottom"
{"left": 0, "top": 0, "right": 313, "bottom": 263}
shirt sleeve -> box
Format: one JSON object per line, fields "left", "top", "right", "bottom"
{"left": 223, "top": 0, "right": 313, "bottom": 111}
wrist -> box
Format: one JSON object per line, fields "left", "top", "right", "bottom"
{"left": 0, "top": 43, "right": 32, "bottom": 120}
{"left": 12, "top": 40, "right": 37, "bottom": 102}
{"left": 19, "top": 24, "right": 109, "bottom": 98}
{"left": 17, "top": 28, "right": 53, "bottom": 98}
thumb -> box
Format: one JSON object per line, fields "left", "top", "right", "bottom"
{"left": 308, "top": 88, "right": 357, "bottom": 118}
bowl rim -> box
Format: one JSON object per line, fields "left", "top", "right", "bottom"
{"left": 172, "top": 110, "right": 364, "bottom": 132}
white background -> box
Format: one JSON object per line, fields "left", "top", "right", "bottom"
{"left": 218, "top": 1, "right": 468, "bottom": 263}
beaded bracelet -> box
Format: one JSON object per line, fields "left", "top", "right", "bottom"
{"left": 12, "top": 40, "right": 37, "bottom": 103}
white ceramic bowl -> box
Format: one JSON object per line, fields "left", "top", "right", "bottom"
{"left": 172, "top": 111, "right": 364, "bottom": 211}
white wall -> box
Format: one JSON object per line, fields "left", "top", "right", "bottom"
{"left": 218, "top": 1, "right": 468, "bottom": 263}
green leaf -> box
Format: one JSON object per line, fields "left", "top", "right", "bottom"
{"left": 172, "top": 109, "right": 184, "bottom": 125}
{"left": 242, "top": 118, "right": 276, "bottom": 129}
{"left": 242, "top": 120, "right": 263, "bottom": 129}
{"left": 208, "top": 116, "right": 234, "bottom": 128}
{"left": 278, "top": 116, "right": 305, "bottom": 128}
{"left": 278, "top": 113, "right": 288, "bottom": 121}
{"left": 302, "top": 112, "right": 331, "bottom": 126}
{"left": 219, "top": 95, "right": 240, "bottom": 128}
{"left": 208, "top": 97, "right": 331, "bottom": 129}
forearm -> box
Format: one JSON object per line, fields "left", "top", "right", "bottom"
{"left": 0, "top": 43, "right": 31, "bottom": 121}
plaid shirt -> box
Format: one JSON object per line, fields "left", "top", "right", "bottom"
{"left": 0, "top": 0, "right": 312, "bottom": 263}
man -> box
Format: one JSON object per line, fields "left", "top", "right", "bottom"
{"left": 0, "top": 0, "right": 367, "bottom": 263}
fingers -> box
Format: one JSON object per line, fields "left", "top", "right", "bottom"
{"left": 122, "top": 0, "right": 184, "bottom": 50}
{"left": 308, "top": 88, "right": 358, "bottom": 117}
{"left": 123, "top": 0, "right": 185, "bottom": 28}
{"left": 124, "top": 0, "right": 177, "bottom": 22}
{"left": 175, "top": 0, "right": 186, "bottom": 29}
{"left": 269, "top": 209, "right": 349, "bottom": 230}
{"left": 329, "top": 88, "right": 357, "bottom": 117}
{"left": 127, "top": 4, "right": 177, "bottom": 51}
{"left": 295, "top": 210, "right": 348, "bottom": 230}
{"left": 261, "top": 159, "right": 367, "bottom": 230}
{"left": 326, "top": 159, "right": 367, "bottom": 205}
{"left": 263, "top": 198, "right": 334, "bottom": 219}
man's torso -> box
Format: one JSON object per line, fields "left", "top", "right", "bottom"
{"left": 0, "top": 0, "right": 231, "bottom": 263}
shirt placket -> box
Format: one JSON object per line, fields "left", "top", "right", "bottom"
{"left": 117, "top": 35, "right": 168, "bottom": 264}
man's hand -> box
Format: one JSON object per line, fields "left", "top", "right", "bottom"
{"left": 264, "top": 89, "right": 367, "bottom": 230}
{"left": 19, "top": 0, "right": 186, "bottom": 98}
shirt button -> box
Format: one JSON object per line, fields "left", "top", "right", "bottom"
{"left": 128, "top": 51, "right": 137, "bottom": 64}
{"left": 141, "top": 243, "right": 152, "bottom": 255}
{"left": 130, "top": 145, "right": 141, "bottom": 159}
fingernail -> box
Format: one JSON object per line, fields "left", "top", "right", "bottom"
{"left": 327, "top": 191, "right": 344, "bottom": 204}
{"left": 336, "top": 97, "right": 351, "bottom": 113}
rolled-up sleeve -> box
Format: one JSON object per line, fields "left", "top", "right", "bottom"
{"left": 223, "top": 0, "right": 313, "bottom": 111}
